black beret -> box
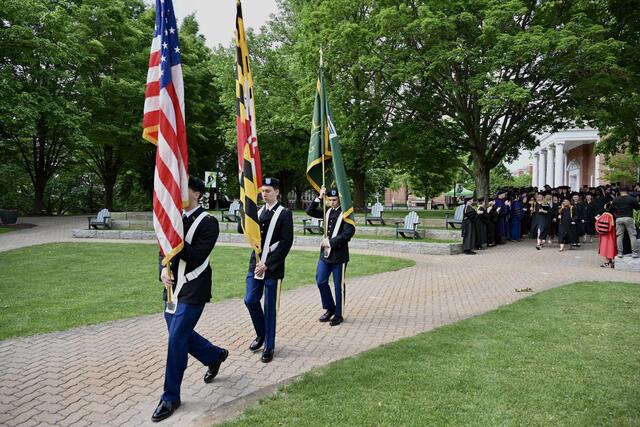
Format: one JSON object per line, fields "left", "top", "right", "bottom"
{"left": 327, "top": 188, "right": 339, "bottom": 197}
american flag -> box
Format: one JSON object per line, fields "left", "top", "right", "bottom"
{"left": 142, "top": 0, "right": 188, "bottom": 266}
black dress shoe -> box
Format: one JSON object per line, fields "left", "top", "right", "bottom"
{"left": 464, "top": 250, "right": 476, "bottom": 255}
{"left": 329, "top": 315, "right": 343, "bottom": 326}
{"left": 249, "top": 336, "right": 264, "bottom": 352}
{"left": 318, "top": 310, "right": 334, "bottom": 322}
{"left": 151, "top": 399, "right": 180, "bottom": 422}
{"left": 261, "top": 349, "right": 274, "bottom": 363}
{"left": 204, "top": 349, "right": 229, "bottom": 383}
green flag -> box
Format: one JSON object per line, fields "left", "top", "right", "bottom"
{"left": 306, "top": 63, "right": 355, "bottom": 226}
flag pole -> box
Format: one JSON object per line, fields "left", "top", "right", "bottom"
{"left": 320, "top": 48, "right": 328, "bottom": 244}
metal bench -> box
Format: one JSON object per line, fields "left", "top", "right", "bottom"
{"left": 445, "top": 204, "right": 465, "bottom": 229}
{"left": 302, "top": 217, "right": 323, "bottom": 235}
{"left": 220, "top": 200, "right": 240, "bottom": 222}
{"left": 365, "top": 202, "right": 385, "bottom": 225}
{"left": 87, "top": 208, "right": 111, "bottom": 230}
{"left": 395, "top": 211, "right": 420, "bottom": 239}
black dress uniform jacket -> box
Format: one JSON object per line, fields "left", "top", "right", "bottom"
{"left": 306, "top": 200, "right": 356, "bottom": 264}
{"left": 163, "top": 207, "right": 219, "bottom": 305}
{"left": 240, "top": 202, "right": 294, "bottom": 279}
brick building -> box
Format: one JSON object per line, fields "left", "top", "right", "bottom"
{"left": 531, "top": 127, "right": 606, "bottom": 190}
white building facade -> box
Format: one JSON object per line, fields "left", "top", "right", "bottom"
{"left": 531, "top": 127, "right": 605, "bottom": 191}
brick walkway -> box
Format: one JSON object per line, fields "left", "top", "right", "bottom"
{"left": 0, "top": 218, "right": 638, "bottom": 426}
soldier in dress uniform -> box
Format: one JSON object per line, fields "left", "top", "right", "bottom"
{"left": 306, "top": 185, "right": 356, "bottom": 326}
{"left": 241, "top": 177, "right": 294, "bottom": 363}
{"left": 153, "top": 176, "right": 228, "bottom": 422}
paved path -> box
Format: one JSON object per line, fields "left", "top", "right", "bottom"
{"left": 0, "top": 218, "right": 638, "bottom": 426}
{"left": 0, "top": 216, "right": 85, "bottom": 252}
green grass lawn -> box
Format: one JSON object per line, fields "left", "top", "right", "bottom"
{"left": 0, "top": 227, "right": 16, "bottom": 234}
{"left": 0, "top": 243, "right": 414, "bottom": 340}
{"left": 225, "top": 282, "right": 640, "bottom": 426}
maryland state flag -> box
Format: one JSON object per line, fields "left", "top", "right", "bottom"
{"left": 306, "top": 60, "right": 355, "bottom": 226}
{"left": 235, "top": 0, "right": 262, "bottom": 255}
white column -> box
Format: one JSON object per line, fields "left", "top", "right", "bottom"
{"left": 563, "top": 154, "right": 568, "bottom": 187}
{"left": 532, "top": 152, "right": 539, "bottom": 187}
{"left": 538, "top": 148, "right": 547, "bottom": 188}
{"left": 546, "top": 144, "right": 555, "bottom": 188}
{"left": 554, "top": 142, "right": 565, "bottom": 187}
{"left": 594, "top": 154, "right": 601, "bottom": 186}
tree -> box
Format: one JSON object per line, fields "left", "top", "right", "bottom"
{"left": 0, "top": 0, "right": 88, "bottom": 213}
{"left": 211, "top": 14, "right": 311, "bottom": 208}
{"left": 582, "top": 0, "right": 640, "bottom": 156}
{"left": 178, "top": 15, "right": 227, "bottom": 183}
{"left": 286, "top": 0, "right": 403, "bottom": 208}
{"left": 75, "top": 0, "right": 150, "bottom": 210}
{"left": 378, "top": 0, "right": 622, "bottom": 200}
{"left": 385, "top": 117, "right": 461, "bottom": 206}
{"left": 603, "top": 153, "right": 640, "bottom": 186}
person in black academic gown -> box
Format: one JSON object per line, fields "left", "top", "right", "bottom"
{"left": 475, "top": 198, "right": 487, "bottom": 250}
{"left": 571, "top": 192, "right": 585, "bottom": 246}
{"left": 583, "top": 193, "right": 597, "bottom": 243}
{"left": 486, "top": 200, "right": 497, "bottom": 247}
{"left": 557, "top": 197, "right": 579, "bottom": 251}
{"left": 531, "top": 193, "right": 550, "bottom": 250}
{"left": 461, "top": 196, "right": 477, "bottom": 254}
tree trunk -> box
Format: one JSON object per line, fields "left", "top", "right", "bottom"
{"left": 471, "top": 150, "right": 490, "bottom": 202}
{"left": 424, "top": 187, "right": 430, "bottom": 210}
{"left": 104, "top": 179, "right": 115, "bottom": 210}
{"left": 294, "top": 184, "right": 304, "bottom": 210}
{"left": 351, "top": 169, "right": 366, "bottom": 211}
{"left": 32, "top": 175, "right": 47, "bottom": 214}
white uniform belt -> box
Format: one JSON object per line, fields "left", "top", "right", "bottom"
{"left": 166, "top": 211, "right": 209, "bottom": 314}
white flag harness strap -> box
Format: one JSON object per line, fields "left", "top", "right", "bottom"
{"left": 324, "top": 208, "right": 343, "bottom": 258}
{"left": 259, "top": 205, "right": 284, "bottom": 265}
{"left": 166, "top": 211, "right": 210, "bottom": 314}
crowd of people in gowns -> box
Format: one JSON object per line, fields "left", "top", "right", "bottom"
{"left": 460, "top": 183, "right": 640, "bottom": 268}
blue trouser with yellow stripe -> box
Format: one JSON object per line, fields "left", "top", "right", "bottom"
{"left": 244, "top": 273, "right": 282, "bottom": 351}
{"left": 162, "top": 302, "right": 225, "bottom": 402}
{"left": 316, "top": 259, "right": 347, "bottom": 317}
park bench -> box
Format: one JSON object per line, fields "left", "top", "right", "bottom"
{"left": 302, "top": 217, "right": 323, "bottom": 235}
{"left": 445, "top": 204, "right": 465, "bottom": 229}
{"left": 395, "top": 211, "right": 420, "bottom": 239}
{"left": 87, "top": 208, "right": 111, "bottom": 230}
{"left": 221, "top": 200, "right": 241, "bottom": 222}
{"left": 364, "top": 202, "right": 385, "bottom": 225}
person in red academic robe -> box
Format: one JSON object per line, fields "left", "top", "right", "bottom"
{"left": 596, "top": 204, "right": 617, "bottom": 268}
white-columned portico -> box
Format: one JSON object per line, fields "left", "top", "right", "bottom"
{"left": 531, "top": 153, "right": 539, "bottom": 187}
{"left": 554, "top": 142, "right": 565, "bottom": 187}
{"left": 531, "top": 128, "right": 601, "bottom": 189}
{"left": 546, "top": 144, "right": 555, "bottom": 188}
{"left": 538, "top": 148, "right": 546, "bottom": 188}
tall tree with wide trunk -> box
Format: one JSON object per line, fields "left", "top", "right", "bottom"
{"left": 0, "top": 0, "right": 87, "bottom": 213}
{"left": 289, "top": 0, "right": 402, "bottom": 208}
{"left": 378, "top": 0, "right": 621, "bottom": 200}
{"left": 75, "top": 0, "right": 150, "bottom": 210}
